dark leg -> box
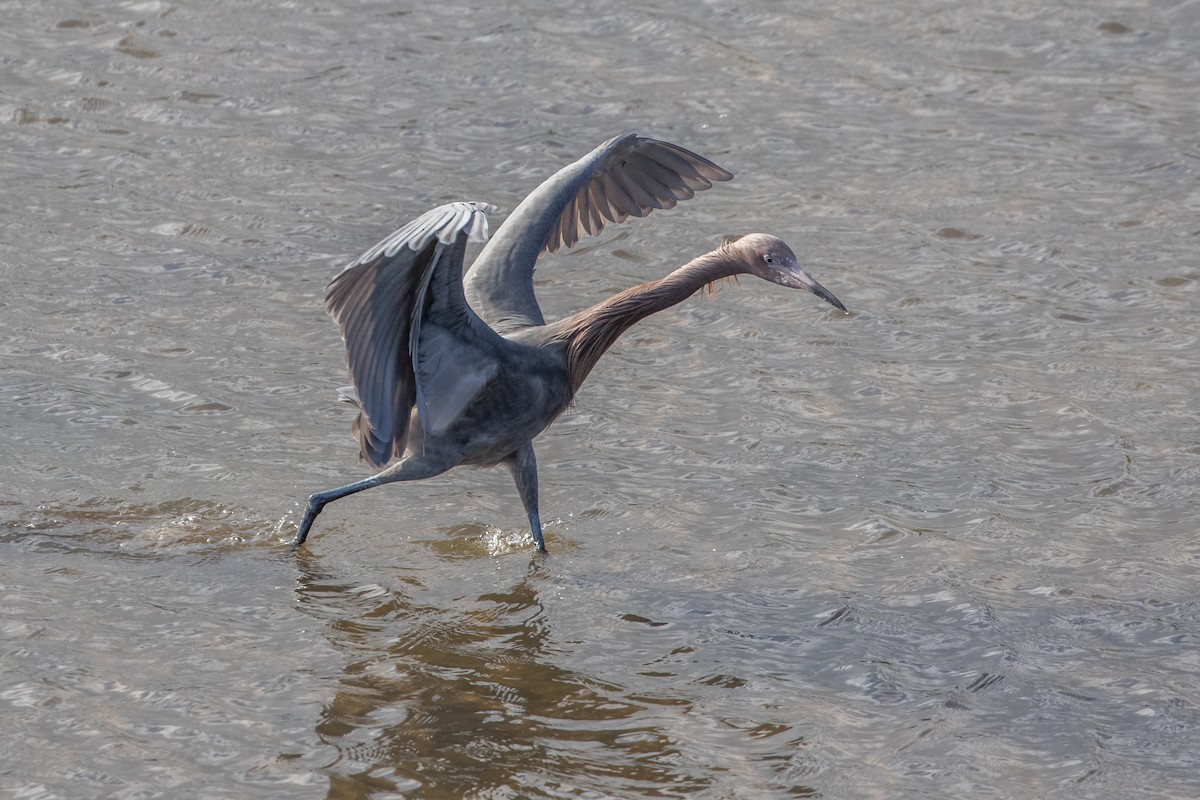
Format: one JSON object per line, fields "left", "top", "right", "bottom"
{"left": 292, "top": 454, "right": 457, "bottom": 550}
{"left": 506, "top": 442, "right": 547, "bottom": 553}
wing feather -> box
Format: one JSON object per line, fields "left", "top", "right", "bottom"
{"left": 598, "top": 172, "right": 639, "bottom": 222}
{"left": 612, "top": 167, "right": 666, "bottom": 212}
{"left": 538, "top": 137, "right": 732, "bottom": 254}
{"left": 464, "top": 133, "right": 733, "bottom": 333}
{"left": 324, "top": 201, "right": 496, "bottom": 466}
{"left": 625, "top": 152, "right": 696, "bottom": 201}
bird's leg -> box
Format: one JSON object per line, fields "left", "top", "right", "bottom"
{"left": 291, "top": 454, "right": 457, "bottom": 550}
{"left": 505, "top": 442, "right": 547, "bottom": 553}
{"left": 292, "top": 477, "right": 378, "bottom": 550}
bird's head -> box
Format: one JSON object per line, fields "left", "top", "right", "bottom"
{"left": 732, "top": 233, "right": 848, "bottom": 313}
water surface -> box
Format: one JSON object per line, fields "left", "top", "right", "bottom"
{"left": 2, "top": 1, "right": 1198, "bottom": 797}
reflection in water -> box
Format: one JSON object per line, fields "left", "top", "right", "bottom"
{"left": 292, "top": 556, "right": 759, "bottom": 797}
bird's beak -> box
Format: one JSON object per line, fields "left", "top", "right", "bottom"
{"left": 781, "top": 267, "right": 848, "bottom": 313}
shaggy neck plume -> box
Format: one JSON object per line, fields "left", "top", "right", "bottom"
{"left": 554, "top": 246, "right": 746, "bottom": 393}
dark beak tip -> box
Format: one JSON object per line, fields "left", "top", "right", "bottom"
{"left": 811, "top": 285, "right": 847, "bottom": 314}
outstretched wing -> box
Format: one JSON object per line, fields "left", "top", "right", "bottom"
{"left": 463, "top": 133, "right": 733, "bottom": 334}
{"left": 325, "top": 201, "right": 499, "bottom": 467}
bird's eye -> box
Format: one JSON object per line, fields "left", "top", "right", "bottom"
{"left": 764, "top": 255, "right": 775, "bottom": 264}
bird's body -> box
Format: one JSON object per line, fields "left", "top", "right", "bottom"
{"left": 293, "top": 133, "right": 846, "bottom": 552}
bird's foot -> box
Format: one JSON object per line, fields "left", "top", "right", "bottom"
{"left": 290, "top": 497, "right": 325, "bottom": 551}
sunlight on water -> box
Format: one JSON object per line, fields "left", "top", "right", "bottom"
{"left": 477, "top": 526, "right": 530, "bottom": 557}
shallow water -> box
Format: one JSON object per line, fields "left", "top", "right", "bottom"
{"left": 2, "top": 1, "right": 1199, "bottom": 798}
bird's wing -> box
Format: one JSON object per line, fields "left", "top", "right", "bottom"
{"left": 463, "top": 133, "right": 733, "bottom": 333}
{"left": 325, "top": 201, "right": 502, "bottom": 467}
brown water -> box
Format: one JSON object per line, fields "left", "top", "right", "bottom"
{"left": 3, "top": 1, "right": 1199, "bottom": 798}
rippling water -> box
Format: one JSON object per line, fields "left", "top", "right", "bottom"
{"left": 3, "top": 1, "right": 1198, "bottom": 798}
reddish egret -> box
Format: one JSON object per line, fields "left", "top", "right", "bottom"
{"left": 293, "top": 133, "right": 846, "bottom": 552}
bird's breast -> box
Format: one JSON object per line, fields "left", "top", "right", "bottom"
{"left": 435, "top": 354, "right": 572, "bottom": 466}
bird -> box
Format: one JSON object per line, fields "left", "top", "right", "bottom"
{"left": 292, "top": 132, "right": 847, "bottom": 553}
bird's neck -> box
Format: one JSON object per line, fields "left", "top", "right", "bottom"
{"left": 552, "top": 248, "right": 745, "bottom": 393}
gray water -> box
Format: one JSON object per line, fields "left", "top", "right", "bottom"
{"left": 2, "top": 1, "right": 1198, "bottom": 798}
